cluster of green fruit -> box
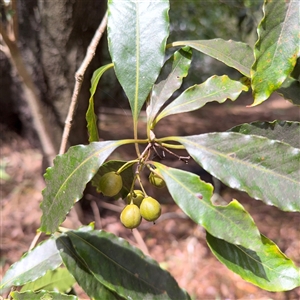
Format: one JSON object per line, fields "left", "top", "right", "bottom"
{"left": 98, "top": 171, "right": 164, "bottom": 229}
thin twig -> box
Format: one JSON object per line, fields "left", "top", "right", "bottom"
{"left": 90, "top": 200, "right": 102, "bottom": 229}
{"left": 59, "top": 11, "right": 108, "bottom": 155}
{"left": 0, "top": 21, "right": 57, "bottom": 167}
{"left": 132, "top": 228, "right": 150, "bottom": 256}
{"left": 29, "top": 231, "right": 42, "bottom": 251}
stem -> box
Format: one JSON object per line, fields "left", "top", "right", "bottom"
{"left": 160, "top": 142, "right": 186, "bottom": 150}
{"left": 0, "top": 23, "right": 57, "bottom": 167}
{"left": 136, "top": 173, "right": 148, "bottom": 196}
{"left": 166, "top": 41, "right": 185, "bottom": 49}
{"left": 59, "top": 11, "right": 108, "bottom": 154}
{"left": 133, "top": 119, "right": 141, "bottom": 157}
{"left": 116, "top": 159, "right": 139, "bottom": 175}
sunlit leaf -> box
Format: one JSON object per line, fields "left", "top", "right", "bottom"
{"left": 171, "top": 39, "right": 254, "bottom": 77}
{"left": 229, "top": 121, "right": 300, "bottom": 148}
{"left": 107, "top": 0, "right": 169, "bottom": 123}
{"left": 65, "top": 230, "right": 190, "bottom": 300}
{"left": 173, "top": 133, "right": 300, "bottom": 212}
{"left": 10, "top": 290, "right": 77, "bottom": 300}
{"left": 20, "top": 268, "right": 75, "bottom": 293}
{"left": 206, "top": 232, "right": 300, "bottom": 291}
{"left": 86, "top": 63, "right": 114, "bottom": 142}
{"left": 147, "top": 46, "right": 192, "bottom": 128}
{"left": 154, "top": 75, "right": 248, "bottom": 125}
{"left": 152, "top": 163, "right": 261, "bottom": 250}
{"left": 91, "top": 160, "right": 134, "bottom": 199}
{"left": 56, "top": 235, "right": 121, "bottom": 300}
{"left": 40, "top": 140, "right": 131, "bottom": 234}
{"left": 0, "top": 238, "right": 62, "bottom": 293}
{"left": 251, "top": 0, "right": 300, "bottom": 105}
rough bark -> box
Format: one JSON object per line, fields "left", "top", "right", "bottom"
{"left": 0, "top": 0, "right": 106, "bottom": 149}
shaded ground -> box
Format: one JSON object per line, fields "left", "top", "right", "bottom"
{"left": 1, "top": 93, "right": 300, "bottom": 299}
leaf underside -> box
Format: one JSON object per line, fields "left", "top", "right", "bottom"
{"left": 10, "top": 290, "right": 77, "bottom": 300}
{"left": 20, "top": 268, "right": 75, "bottom": 293}
{"left": 0, "top": 238, "right": 62, "bottom": 293}
{"left": 155, "top": 75, "right": 248, "bottom": 124}
{"left": 86, "top": 63, "right": 114, "bottom": 142}
{"left": 172, "top": 39, "right": 254, "bottom": 77}
{"left": 147, "top": 46, "right": 192, "bottom": 127}
{"left": 206, "top": 232, "right": 300, "bottom": 292}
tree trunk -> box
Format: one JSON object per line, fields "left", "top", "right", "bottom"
{"left": 0, "top": 0, "right": 107, "bottom": 151}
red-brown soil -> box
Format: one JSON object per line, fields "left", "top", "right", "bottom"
{"left": 1, "top": 93, "right": 300, "bottom": 299}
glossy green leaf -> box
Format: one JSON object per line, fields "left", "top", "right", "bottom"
{"left": 91, "top": 160, "right": 134, "bottom": 199}
{"left": 174, "top": 133, "right": 300, "bottom": 212}
{"left": 152, "top": 163, "right": 261, "bottom": 250}
{"left": 66, "top": 230, "right": 190, "bottom": 300}
{"left": 147, "top": 46, "right": 192, "bottom": 128}
{"left": 20, "top": 268, "right": 75, "bottom": 293}
{"left": 154, "top": 75, "right": 248, "bottom": 124}
{"left": 251, "top": 0, "right": 300, "bottom": 105}
{"left": 40, "top": 140, "right": 131, "bottom": 234}
{"left": 229, "top": 121, "right": 300, "bottom": 149}
{"left": 56, "top": 235, "right": 121, "bottom": 300}
{"left": 0, "top": 238, "right": 62, "bottom": 293}
{"left": 171, "top": 39, "right": 254, "bottom": 77}
{"left": 206, "top": 232, "right": 300, "bottom": 291}
{"left": 86, "top": 63, "right": 114, "bottom": 142}
{"left": 107, "top": 0, "right": 169, "bottom": 122}
{"left": 11, "top": 290, "right": 77, "bottom": 300}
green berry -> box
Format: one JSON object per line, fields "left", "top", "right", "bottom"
{"left": 149, "top": 172, "right": 165, "bottom": 189}
{"left": 98, "top": 171, "right": 123, "bottom": 197}
{"left": 126, "top": 190, "right": 145, "bottom": 207}
{"left": 120, "top": 204, "right": 142, "bottom": 229}
{"left": 140, "top": 196, "right": 161, "bottom": 222}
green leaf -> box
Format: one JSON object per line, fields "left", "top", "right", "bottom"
{"left": 154, "top": 75, "right": 248, "bottom": 124}
{"left": 206, "top": 232, "right": 300, "bottom": 292}
{"left": 251, "top": 0, "right": 300, "bottom": 105}
{"left": 40, "top": 140, "right": 131, "bottom": 234}
{"left": 91, "top": 160, "right": 134, "bottom": 199}
{"left": 66, "top": 230, "right": 190, "bottom": 300}
{"left": 171, "top": 39, "right": 254, "bottom": 77}
{"left": 107, "top": 0, "right": 169, "bottom": 122}
{"left": 147, "top": 46, "right": 192, "bottom": 128}
{"left": 174, "top": 133, "right": 300, "bottom": 212}
{"left": 20, "top": 268, "right": 75, "bottom": 293}
{"left": 0, "top": 238, "right": 62, "bottom": 293}
{"left": 86, "top": 63, "right": 114, "bottom": 142}
{"left": 11, "top": 290, "right": 77, "bottom": 300}
{"left": 56, "top": 235, "right": 121, "bottom": 300}
{"left": 229, "top": 121, "right": 300, "bottom": 148}
{"left": 152, "top": 163, "right": 261, "bottom": 250}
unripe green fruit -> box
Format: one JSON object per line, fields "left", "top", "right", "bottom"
{"left": 149, "top": 172, "right": 166, "bottom": 189}
{"left": 140, "top": 196, "right": 161, "bottom": 222}
{"left": 127, "top": 190, "right": 145, "bottom": 207}
{"left": 98, "top": 171, "right": 123, "bottom": 197}
{"left": 120, "top": 204, "right": 142, "bottom": 229}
